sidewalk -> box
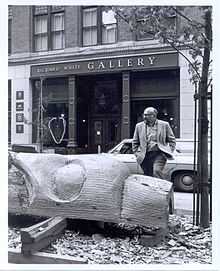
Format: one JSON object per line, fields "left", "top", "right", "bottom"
{"left": 174, "top": 192, "right": 193, "bottom": 216}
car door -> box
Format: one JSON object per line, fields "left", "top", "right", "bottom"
{"left": 165, "top": 154, "right": 177, "bottom": 181}
{"left": 109, "top": 142, "right": 143, "bottom": 174}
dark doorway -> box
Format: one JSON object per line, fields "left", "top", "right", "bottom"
{"left": 90, "top": 118, "right": 121, "bottom": 153}
{"left": 77, "top": 74, "right": 122, "bottom": 153}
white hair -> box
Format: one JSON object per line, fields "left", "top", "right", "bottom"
{"left": 143, "top": 107, "right": 158, "bottom": 115}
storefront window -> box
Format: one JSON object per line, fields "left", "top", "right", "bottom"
{"left": 131, "top": 99, "right": 179, "bottom": 137}
{"left": 32, "top": 78, "right": 68, "bottom": 147}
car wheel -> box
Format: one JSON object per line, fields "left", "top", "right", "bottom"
{"left": 174, "top": 172, "right": 194, "bottom": 192}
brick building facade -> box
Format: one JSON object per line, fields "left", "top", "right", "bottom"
{"left": 8, "top": 6, "right": 200, "bottom": 153}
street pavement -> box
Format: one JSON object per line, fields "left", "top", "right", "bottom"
{"left": 174, "top": 192, "right": 193, "bottom": 216}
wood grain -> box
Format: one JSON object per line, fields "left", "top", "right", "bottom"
{"left": 8, "top": 248, "right": 87, "bottom": 264}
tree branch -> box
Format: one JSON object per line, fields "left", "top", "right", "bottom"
{"left": 172, "top": 7, "right": 205, "bottom": 29}
{"left": 114, "top": 10, "right": 131, "bottom": 27}
{"left": 153, "top": 16, "right": 202, "bottom": 80}
{"left": 207, "top": 78, "right": 212, "bottom": 90}
{"left": 162, "top": 35, "right": 202, "bottom": 80}
{"left": 172, "top": 7, "right": 212, "bottom": 47}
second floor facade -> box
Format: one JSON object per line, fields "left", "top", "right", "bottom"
{"left": 9, "top": 6, "right": 133, "bottom": 56}
{"left": 8, "top": 5, "right": 204, "bottom": 59}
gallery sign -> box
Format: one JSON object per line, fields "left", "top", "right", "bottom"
{"left": 31, "top": 52, "right": 178, "bottom": 77}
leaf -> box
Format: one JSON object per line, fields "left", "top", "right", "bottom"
{"left": 168, "top": 239, "right": 176, "bottom": 246}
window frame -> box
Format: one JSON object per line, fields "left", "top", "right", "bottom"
{"left": 82, "top": 6, "right": 117, "bottom": 47}
{"left": 33, "top": 5, "right": 65, "bottom": 52}
{"left": 82, "top": 6, "right": 99, "bottom": 46}
{"left": 8, "top": 6, "right": 12, "bottom": 54}
{"left": 101, "top": 9, "right": 117, "bottom": 45}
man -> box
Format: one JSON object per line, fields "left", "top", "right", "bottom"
{"left": 132, "top": 107, "right": 176, "bottom": 179}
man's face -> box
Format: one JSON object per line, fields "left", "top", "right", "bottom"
{"left": 143, "top": 110, "right": 157, "bottom": 125}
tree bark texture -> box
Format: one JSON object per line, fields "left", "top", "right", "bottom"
{"left": 8, "top": 152, "right": 173, "bottom": 229}
{"left": 197, "top": 9, "right": 211, "bottom": 228}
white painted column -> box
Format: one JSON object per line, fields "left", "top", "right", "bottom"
{"left": 8, "top": 64, "right": 32, "bottom": 145}
{"left": 179, "top": 50, "right": 195, "bottom": 139}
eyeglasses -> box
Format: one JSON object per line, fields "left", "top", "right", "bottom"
{"left": 144, "top": 113, "right": 155, "bottom": 117}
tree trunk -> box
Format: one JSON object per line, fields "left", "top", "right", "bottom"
{"left": 8, "top": 152, "right": 173, "bottom": 229}
{"left": 197, "top": 9, "right": 211, "bottom": 228}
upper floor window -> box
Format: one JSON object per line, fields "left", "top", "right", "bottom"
{"left": 34, "top": 6, "right": 65, "bottom": 52}
{"left": 82, "top": 7, "right": 117, "bottom": 46}
{"left": 102, "top": 9, "right": 117, "bottom": 44}
{"left": 8, "top": 6, "right": 12, "bottom": 54}
{"left": 82, "top": 7, "right": 97, "bottom": 46}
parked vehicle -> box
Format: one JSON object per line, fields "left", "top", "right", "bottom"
{"left": 10, "top": 139, "right": 210, "bottom": 192}
{"left": 107, "top": 139, "right": 205, "bottom": 192}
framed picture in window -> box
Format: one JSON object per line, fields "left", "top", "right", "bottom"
{"left": 16, "top": 102, "right": 24, "bottom": 111}
{"left": 16, "top": 124, "right": 24, "bottom": 133}
{"left": 16, "top": 113, "right": 24, "bottom": 122}
{"left": 16, "top": 91, "right": 24, "bottom": 100}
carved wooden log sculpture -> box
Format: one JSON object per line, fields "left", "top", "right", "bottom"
{"left": 8, "top": 152, "right": 173, "bottom": 229}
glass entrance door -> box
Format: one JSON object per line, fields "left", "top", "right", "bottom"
{"left": 88, "top": 78, "right": 121, "bottom": 153}
{"left": 90, "top": 118, "right": 121, "bottom": 153}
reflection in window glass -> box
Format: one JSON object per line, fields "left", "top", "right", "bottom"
{"left": 82, "top": 7, "right": 117, "bottom": 46}
{"left": 120, "top": 143, "right": 133, "bottom": 154}
{"left": 102, "top": 10, "right": 116, "bottom": 24}
{"left": 102, "top": 9, "right": 117, "bottom": 44}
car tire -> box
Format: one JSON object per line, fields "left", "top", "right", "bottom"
{"left": 174, "top": 172, "right": 194, "bottom": 192}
